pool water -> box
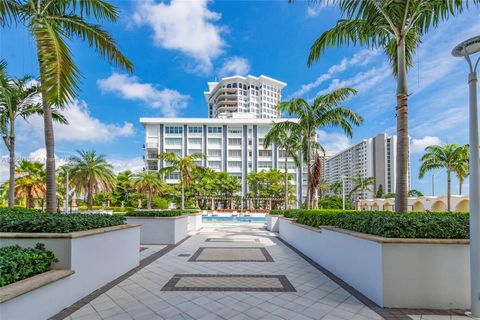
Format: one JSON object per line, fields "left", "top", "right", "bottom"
{"left": 202, "top": 216, "right": 266, "bottom": 223}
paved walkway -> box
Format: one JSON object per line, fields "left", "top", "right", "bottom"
{"left": 62, "top": 223, "right": 383, "bottom": 320}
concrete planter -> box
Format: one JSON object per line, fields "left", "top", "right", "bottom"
{"left": 126, "top": 215, "right": 189, "bottom": 244}
{"left": 187, "top": 214, "right": 203, "bottom": 232}
{"left": 266, "top": 214, "right": 282, "bottom": 232}
{"left": 278, "top": 217, "right": 469, "bottom": 309}
{"left": 0, "top": 224, "right": 140, "bottom": 320}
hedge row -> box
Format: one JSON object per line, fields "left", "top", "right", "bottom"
{"left": 0, "top": 212, "right": 125, "bottom": 233}
{"left": 126, "top": 209, "right": 200, "bottom": 217}
{"left": 270, "top": 209, "right": 357, "bottom": 219}
{"left": 295, "top": 211, "right": 469, "bottom": 239}
{"left": 77, "top": 206, "right": 135, "bottom": 212}
{"left": 0, "top": 208, "right": 41, "bottom": 215}
{"left": 0, "top": 243, "right": 57, "bottom": 287}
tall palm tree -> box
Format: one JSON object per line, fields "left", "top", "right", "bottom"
{"left": 306, "top": 0, "right": 478, "bottom": 213}
{"left": 68, "top": 150, "right": 116, "bottom": 210}
{"left": 264, "top": 121, "right": 302, "bottom": 210}
{"left": 159, "top": 152, "right": 205, "bottom": 210}
{"left": 279, "top": 88, "right": 362, "bottom": 209}
{"left": 116, "top": 170, "right": 135, "bottom": 206}
{"left": 348, "top": 174, "right": 376, "bottom": 200}
{"left": 419, "top": 144, "right": 469, "bottom": 211}
{"left": 0, "top": 0, "right": 134, "bottom": 213}
{"left": 133, "top": 171, "right": 163, "bottom": 210}
{"left": 329, "top": 181, "right": 343, "bottom": 195}
{"left": 455, "top": 161, "right": 469, "bottom": 196}
{"left": 14, "top": 160, "right": 46, "bottom": 208}
{"left": 0, "top": 60, "right": 67, "bottom": 208}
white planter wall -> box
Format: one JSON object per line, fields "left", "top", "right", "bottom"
{"left": 0, "top": 225, "right": 140, "bottom": 320}
{"left": 266, "top": 215, "right": 281, "bottom": 232}
{"left": 126, "top": 216, "right": 188, "bottom": 244}
{"left": 187, "top": 214, "right": 203, "bottom": 231}
{"left": 278, "top": 217, "right": 469, "bottom": 309}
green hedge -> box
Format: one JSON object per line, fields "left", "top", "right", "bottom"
{"left": 0, "top": 212, "right": 125, "bottom": 233}
{"left": 77, "top": 206, "right": 134, "bottom": 212}
{"left": 126, "top": 209, "right": 199, "bottom": 217}
{"left": 295, "top": 211, "right": 469, "bottom": 239}
{"left": 0, "top": 208, "right": 41, "bottom": 215}
{"left": 0, "top": 243, "right": 57, "bottom": 287}
{"left": 270, "top": 209, "right": 357, "bottom": 219}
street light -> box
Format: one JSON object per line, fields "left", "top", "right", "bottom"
{"left": 340, "top": 175, "right": 346, "bottom": 210}
{"left": 452, "top": 35, "right": 480, "bottom": 317}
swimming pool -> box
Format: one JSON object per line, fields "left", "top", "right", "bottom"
{"left": 202, "top": 216, "right": 267, "bottom": 223}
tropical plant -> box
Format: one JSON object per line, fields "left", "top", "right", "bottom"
{"left": 159, "top": 152, "right": 205, "bottom": 210}
{"left": 317, "top": 178, "right": 329, "bottom": 200}
{"left": 376, "top": 184, "right": 384, "bottom": 198}
{"left": 279, "top": 88, "right": 362, "bottom": 209}
{"left": 0, "top": 61, "right": 66, "bottom": 209}
{"left": 329, "top": 181, "right": 343, "bottom": 195}
{"left": 305, "top": 0, "right": 478, "bottom": 213}
{"left": 264, "top": 121, "right": 302, "bottom": 210}
{"left": 133, "top": 171, "right": 164, "bottom": 210}
{"left": 115, "top": 170, "right": 136, "bottom": 206}
{"left": 408, "top": 189, "right": 424, "bottom": 197}
{"left": 190, "top": 168, "right": 241, "bottom": 209}
{"left": 419, "top": 144, "right": 469, "bottom": 211}
{"left": 68, "top": 150, "right": 116, "bottom": 210}
{"left": 454, "top": 147, "right": 470, "bottom": 195}
{"left": 247, "top": 169, "right": 295, "bottom": 209}
{"left": 14, "top": 160, "right": 46, "bottom": 208}
{"left": 0, "top": 0, "right": 134, "bottom": 213}
{"left": 348, "top": 174, "right": 376, "bottom": 199}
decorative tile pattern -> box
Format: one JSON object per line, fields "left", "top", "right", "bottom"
{"left": 205, "top": 237, "right": 260, "bottom": 243}
{"left": 188, "top": 247, "right": 274, "bottom": 262}
{"left": 161, "top": 274, "right": 296, "bottom": 292}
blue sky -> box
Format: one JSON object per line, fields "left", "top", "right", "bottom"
{"left": 0, "top": 0, "right": 479, "bottom": 196}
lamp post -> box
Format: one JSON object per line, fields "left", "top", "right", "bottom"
{"left": 341, "top": 175, "right": 346, "bottom": 210}
{"left": 452, "top": 35, "right": 480, "bottom": 317}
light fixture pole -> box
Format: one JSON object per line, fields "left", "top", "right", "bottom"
{"left": 341, "top": 176, "right": 346, "bottom": 210}
{"left": 65, "top": 170, "right": 69, "bottom": 214}
{"left": 453, "top": 35, "right": 480, "bottom": 317}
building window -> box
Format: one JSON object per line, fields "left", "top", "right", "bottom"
{"left": 188, "top": 126, "right": 203, "bottom": 133}
{"left": 165, "top": 138, "right": 182, "bottom": 145}
{"left": 228, "top": 138, "right": 242, "bottom": 146}
{"left": 166, "top": 172, "right": 180, "bottom": 180}
{"left": 188, "top": 149, "right": 202, "bottom": 155}
{"left": 228, "top": 161, "right": 242, "bottom": 168}
{"left": 259, "top": 150, "right": 272, "bottom": 157}
{"left": 228, "top": 150, "right": 242, "bottom": 157}
{"left": 208, "top": 161, "right": 221, "bottom": 169}
{"left": 228, "top": 127, "right": 242, "bottom": 134}
{"left": 208, "top": 138, "right": 222, "bottom": 145}
{"left": 208, "top": 126, "right": 222, "bottom": 133}
{"left": 208, "top": 149, "right": 221, "bottom": 157}
{"left": 165, "top": 126, "right": 182, "bottom": 134}
{"left": 258, "top": 161, "right": 272, "bottom": 169}
{"left": 188, "top": 138, "right": 202, "bottom": 145}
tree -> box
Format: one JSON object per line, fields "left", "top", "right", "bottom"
{"left": 247, "top": 169, "right": 295, "bottom": 209}
{"left": 14, "top": 160, "right": 46, "bottom": 208}
{"left": 133, "top": 171, "right": 163, "bottom": 210}
{"left": 159, "top": 152, "right": 205, "bottom": 210}
{"left": 348, "top": 174, "right": 375, "bottom": 199}
{"left": 115, "top": 170, "right": 136, "bottom": 206}
{"left": 318, "top": 195, "right": 353, "bottom": 210}
{"left": 408, "top": 189, "right": 423, "bottom": 197}
{"left": 264, "top": 121, "right": 302, "bottom": 210}
{"left": 317, "top": 178, "right": 329, "bottom": 199}
{"left": 68, "top": 150, "right": 116, "bottom": 210}
{"left": 306, "top": 0, "right": 477, "bottom": 213}
{"left": 0, "top": 61, "right": 67, "bottom": 209}
{"left": 419, "top": 144, "right": 469, "bottom": 211}
{"left": 0, "top": 0, "right": 134, "bottom": 212}
{"left": 376, "top": 184, "right": 384, "bottom": 198}
{"left": 279, "top": 88, "right": 362, "bottom": 209}
{"left": 454, "top": 147, "right": 470, "bottom": 195}
{"left": 329, "top": 181, "right": 343, "bottom": 195}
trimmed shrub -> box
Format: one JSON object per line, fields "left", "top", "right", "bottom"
{"left": 318, "top": 195, "right": 354, "bottom": 210}
{"left": 0, "top": 243, "right": 57, "bottom": 287}
{"left": 77, "top": 205, "right": 102, "bottom": 211}
{"left": 126, "top": 209, "right": 199, "bottom": 217}
{"left": 0, "top": 208, "right": 41, "bottom": 215}
{"left": 295, "top": 211, "right": 469, "bottom": 239}
{"left": 0, "top": 212, "right": 125, "bottom": 233}
{"left": 152, "top": 197, "right": 169, "bottom": 209}
{"left": 270, "top": 208, "right": 356, "bottom": 219}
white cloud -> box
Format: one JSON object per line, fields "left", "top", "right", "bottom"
{"left": 133, "top": 0, "right": 225, "bottom": 74}
{"left": 27, "top": 148, "right": 69, "bottom": 167}
{"left": 307, "top": 2, "right": 333, "bottom": 17}
{"left": 108, "top": 157, "right": 144, "bottom": 174}
{"left": 317, "top": 130, "right": 352, "bottom": 153}
{"left": 410, "top": 136, "right": 442, "bottom": 154}
{"left": 97, "top": 73, "right": 189, "bottom": 117}
{"left": 411, "top": 106, "right": 468, "bottom": 137}
{"left": 290, "top": 49, "right": 380, "bottom": 98}
{"left": 218, "top": 57, "right": 250, "bottom": 78}
{"left": 17, "top": 100, "right": 134, "bottom": 143}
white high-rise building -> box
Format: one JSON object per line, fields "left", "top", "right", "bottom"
{"left": 204, "top": 75, "right": 286, "bottom": 119}
{"left": 140, "top": 116, "right": 306, "bottom": 202}
{"left": 324, "top": 133, "right": 410, "bottom": 199}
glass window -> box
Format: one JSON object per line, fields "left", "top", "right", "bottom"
{"left": 228, "top": 161, "right": 242, "bottom": 168}
{"left": 188, "top": 126, "right": 203, "bottom": 133}
{"left": 228, "top": 127, "right": 242, "bottom": 134}
{"left": 165, "top": 138, "right": 182, "bottom": 145}
{"left": 259, "top": 150, "right": 272, "bottom": 157}
{"left": 228, "top": 138, "right": 242, "bottom": 146}
{"left": 166, "top": 172, "right": 180, "bottom": 180}
{"left": 208, "top": 161, "right": 221, "bottom": 169}
{"left": 188, "top": 138, "right": 202, "bottom": 145}
{"left": 208, "top": 126, "right": 222, "bottom": 134}
{"left": 208, "top": 149, "right": 221, "bottom": 157}
{"left": 165, "top": 126, "right": 182, "bottom": 134}
{"left": 208, "top": 138, "right": 222, "bottom": 145}
{"left": 228, "top": 150, "right": 242, "bottom": 157}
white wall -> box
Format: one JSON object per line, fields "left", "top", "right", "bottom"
{"left": 126, "top": 216, "right": 188, "bottom": 244}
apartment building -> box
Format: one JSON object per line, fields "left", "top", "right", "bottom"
{"left": 204, "top": 75, "right": 286, "bottom": 119}
{"left": 140, "top": 115, "right": 306, "bottom": 202}
{"left": 324, "top": 133, "right": 410, "bottom": 199}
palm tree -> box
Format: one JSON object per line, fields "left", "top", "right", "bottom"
{"left": 68, "top": 150, "right": 116, "bottom": 210}
{"left": 348, "top": 174, "right": 376, "bottom": 200}
{"left": 116, "top": 170, "right": 135, "bottom": 206}
{"left": 264, "top": 121, "right": 302, "bottom": 210}
{"left": 14, "top": 160, "right": 46, "bottom": 208}
{"left": 279, "top": 88, "right": 362, "bottom": 209}
{"left": 0, "top": 0, "right": 134, "bottom": 213}
{"left": 159, "top": 152, "right": 205, "bottom": 210}
{"left": 0, "top": 60, "right": 67, "bottom": 208}
{"left": 306, "top": 0, "right": 477, "bottom": 213}
{"left": 133, "top": 171, "right": 163, "bottom": 210}
{"left": 419, "top": 144, "right": 469, "bottom": 211}
{"left": 317, "top": 178, "right": 329, "bottom": 199}
{"left": 329, "top": 181, "right": 343, "bottom": 195}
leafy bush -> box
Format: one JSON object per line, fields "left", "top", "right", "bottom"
{"left": 106, "top": 206, "right": 134, "bottom": 212}
{"left": 295, "top": 211, "right": 469, "bottom": 239}
{"left": 127, "top": 209, "right": 199, "bottom": 217}
{"left": 0, "top": 243, "right": 57, "bottom": 287}
{"left": 77, "top": 205, "right": 102, "bottom": 211}
{"left": 152, "top": 197, "right": 168, "bottom": 209}
{"left": 0, "top": 212, "right": 125, "bottom": 233}
{"left": 270, "top": 208, "right": 356, "bottom": 219}
{"left": 318, "top": 195, "right": 354, "bottom": 209}
{"left": 0, "top": 207, "right": 40, "bottom": 215}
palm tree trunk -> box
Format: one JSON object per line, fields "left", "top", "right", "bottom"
{"left": 27, "top": 186, "right": 34, "bottom": 208}
{"left": 8, "top": 125, "right": 15, "bottom": 208}
{"left": 284, "top": 150, "right": 289, "bottom": 210}
{"left": 87, "top": 183, "right": 94, "bottom": 210}
{"left": 147, "top": 189, "right": 152, "bottom": 209}
{"left": 181, "top": 181, "right": 185, "bottom": 210}
{"left": 459, "top": 177, "right": 463, "bottom": 195}
{"left": 447, "top": 171, "right": 451, "bottom": 211}
{"left": 394, "top": 36, "right": 409, "bottom": 214}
